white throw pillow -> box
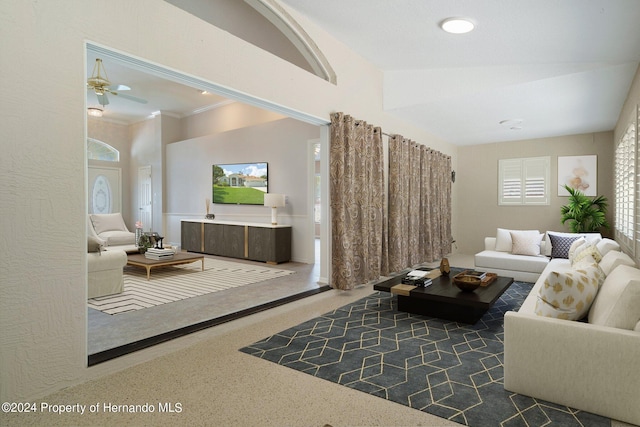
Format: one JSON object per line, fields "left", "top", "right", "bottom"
{"left": 596, "top": 238, "right": 621, "bottom": 257}
{"left": 535, "top": 260, "right": 604, "bottom": 320}
{"left": 568, "top": 237, "right": 586, "bottom": 263}
{"left": 510, "top": 231, "right": 543, "bottom": 256}
{"left": 495, "top": 228, "right": 539, "bottom": 252}
{"left": 572, "top": 243, "right": 602, "bottom": 265}
{"left": 90, "top": 213, "right": 129, "bottom": 234}
{"left": 599, "top": 250, "right": 636, "bottom": 276}
{"left": 588, "top": 265, "right": 640, "bottom": 330}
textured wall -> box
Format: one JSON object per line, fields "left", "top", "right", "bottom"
{"left": 0, "top": 0, "right": 457, "bottom": 401}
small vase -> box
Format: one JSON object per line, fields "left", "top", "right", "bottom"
{"left": 440, "top": 258, "right": 450, "bottom": 276}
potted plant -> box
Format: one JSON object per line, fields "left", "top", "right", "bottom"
{"left": 560, "top": 184, "right": 610, "bottom": 233}
{"left": 137, "top": 234, "right": 153, "bottom": 254}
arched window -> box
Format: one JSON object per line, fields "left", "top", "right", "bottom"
{"left": 87, "top": 138, "right": 119, "bottom": 162}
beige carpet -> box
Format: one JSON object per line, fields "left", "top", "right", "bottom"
{"left": 4, "top": 282, "right": 636, "bottom": 427}
{"left": 88, "top": 258, "right": 295, "bottom": 315}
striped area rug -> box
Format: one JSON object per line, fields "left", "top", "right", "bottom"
{"left": 88, "top": 257, "right": 295, "bottom": 315}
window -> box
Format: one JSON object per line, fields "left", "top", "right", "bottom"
{"left": 87, "top": 138, "right": 119, "bottom": 162}
{"left": 498, "top": 157, "right": 550, "bottom": 205}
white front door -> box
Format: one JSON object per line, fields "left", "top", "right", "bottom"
{"left": 138, "top": 166, "right": 152, "bottom": 231}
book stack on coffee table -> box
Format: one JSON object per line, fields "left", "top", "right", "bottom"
{"left": 145, "top": 248, "right": 174, "bottom": 260}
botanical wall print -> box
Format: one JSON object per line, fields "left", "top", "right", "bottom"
{"left": 558, "top": 155, "right": 597, "bottom": 196}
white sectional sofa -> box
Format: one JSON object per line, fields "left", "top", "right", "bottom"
{"left": 499, "top": 234, "right": 640, "bottom": 425}
{"left": 474, "top": 228, "right": 604, "bottom": 282}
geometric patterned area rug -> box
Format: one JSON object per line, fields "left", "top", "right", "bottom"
{"left": 240, "top": 282, "right": 610, "bottom": 427}
{"left": 88, "top": 258, "right": 294, "bottom": 315}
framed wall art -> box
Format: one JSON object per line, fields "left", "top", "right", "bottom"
{"left": 558, "top": 155, "right": 597, "bottom": 196}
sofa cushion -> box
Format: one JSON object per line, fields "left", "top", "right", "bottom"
{"left": 496, "top": 228, "right": 539, "bottom": 252}
{"left": 90, "top": 213, "right": 129, "bottom": 234}
{"left": 535, "top": 259, "right": 604, "bottom": 320}
{"left": 599, "top": 250, "right": 635, "bottom": 276}
{"left": 589, "top": 264, "right": 640, "bottom": 330}
{"left": 475, "top": 250, "right": 549, "bottom": 275}
{"left": 548, "top": 233, "right": 583, "bottom": 258}
{"left": 510, "top": 231, "right": 543, "bottom": 256}
{"left": 596, "top": 238, "right": 621, "bottom": 257}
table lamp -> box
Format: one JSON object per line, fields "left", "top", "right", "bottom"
{"left": 264, "top": 193, "right": 285, "bottom": 225}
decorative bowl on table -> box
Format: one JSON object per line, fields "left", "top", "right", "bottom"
{"left": 453, "top": 274, "right": 482, "bottom": 292}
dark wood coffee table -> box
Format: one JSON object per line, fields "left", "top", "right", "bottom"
{"left": 126, "top": 252, "right": 204, "bottom": 280}
{"left": 374, "top": 269, "right": 514, "bottom": 324}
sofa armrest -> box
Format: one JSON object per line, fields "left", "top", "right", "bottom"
{"left": 87, "top": 249, "right": 127, "bottom": 273}
{"left": 504, "top": 311, "right": 640, "bottom": 425}
{"left": 484, "top": 237, "right": 496, "bottom": 251}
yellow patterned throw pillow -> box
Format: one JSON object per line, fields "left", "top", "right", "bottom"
{"left": 571, "top": 243, "right": 602, "bottom": 265}
{"left": 535, "top": 261, "right": 604, "bottom": 320}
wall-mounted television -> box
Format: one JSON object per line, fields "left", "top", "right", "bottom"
{"left": 212, "top": 162, "right": 268, "bottom": 205}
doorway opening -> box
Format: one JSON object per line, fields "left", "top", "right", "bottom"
{"left": 85, "top": 44, "right": 331, "bottom": 365}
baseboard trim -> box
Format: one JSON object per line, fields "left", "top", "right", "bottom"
{"left": 88, "top": 285, "right": 332, "bottom": 366}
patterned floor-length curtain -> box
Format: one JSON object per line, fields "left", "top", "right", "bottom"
{"left": 388, "top": 137, "right": 453, "bottom": 272}
{"left": 388, "top": 135, "right": 410, "bottom": 273}
{"left": 330, "top": 113, "right": 386, "bottom": 290}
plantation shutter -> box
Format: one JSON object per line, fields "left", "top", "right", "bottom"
{"left": 499, "top": 157, "right": 549, "bottom": 206}
{"left": 499, "top": 159, "right": 522, "bottom": 204}
{"left": 523, "top": 157, "right": 549, "bottom": 204}
{"left": 616, "top": 122, "right": 636, "bottom": 254}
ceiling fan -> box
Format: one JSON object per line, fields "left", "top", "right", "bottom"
{"left": 87, "top": 58, "right": 148, "bottom": 107}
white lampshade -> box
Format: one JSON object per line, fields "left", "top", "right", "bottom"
{"left": 264, "top": 193, "right": 285, "bottom": 208}
{"left": 264, "top": 193, "right": 285, "bottom": 225}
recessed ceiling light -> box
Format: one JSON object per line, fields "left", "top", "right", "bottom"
{"left": 440, "top": 18, "right": 475, "bottom": 34}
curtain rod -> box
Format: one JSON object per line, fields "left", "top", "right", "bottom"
{"left": 349, "top": 117, "right": 451, "bottom": 159}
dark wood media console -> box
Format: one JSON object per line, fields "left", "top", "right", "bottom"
{"left": 181, "top": 219, "right": 291, "bottom": 264}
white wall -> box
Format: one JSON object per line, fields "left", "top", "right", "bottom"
{"left": 2, "top": 0, "right": 461, "bottom": 401}
{"left": 165, "top": 118, "right": 319, "bottom": 263}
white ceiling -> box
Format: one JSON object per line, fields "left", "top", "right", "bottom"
{"left": 280, "top": 0, "right": 640, "bottom": 145}
{"left": 88, "top": 0, "right": 640, "bottom": 145}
